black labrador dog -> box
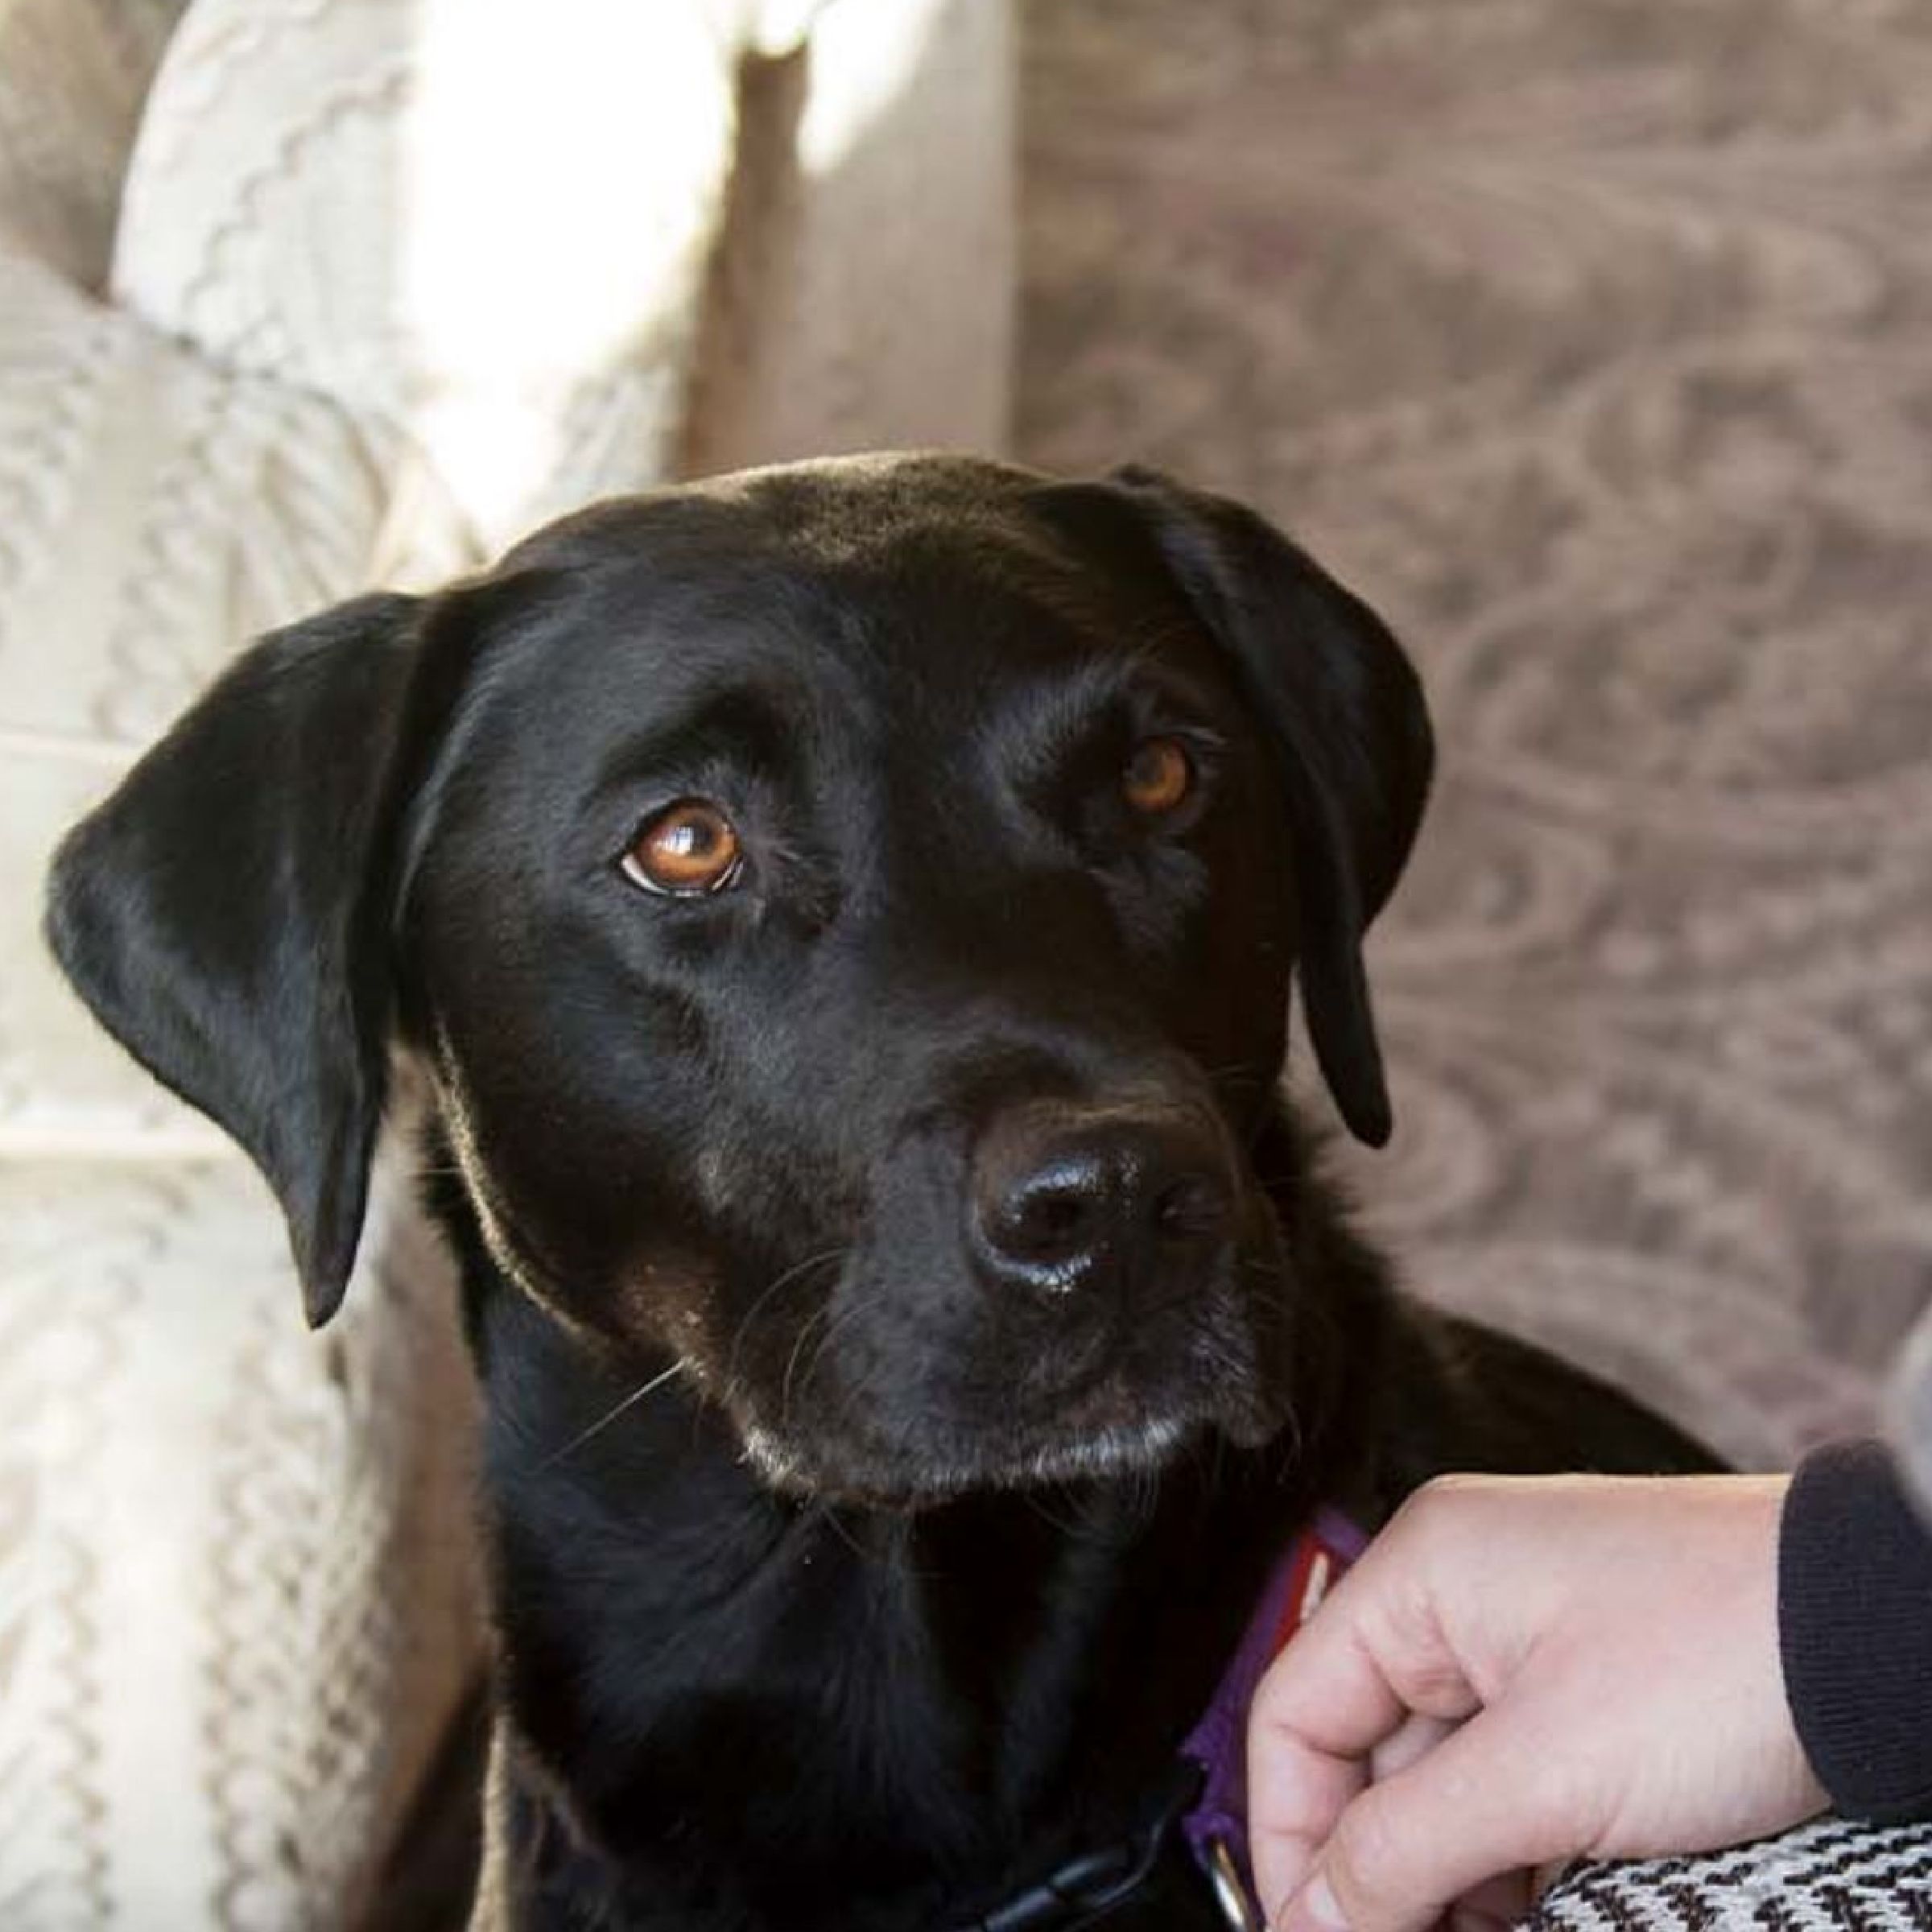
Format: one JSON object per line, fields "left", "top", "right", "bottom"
{"left": 45, "top": 456, "right": 1712, "bottom": 1931}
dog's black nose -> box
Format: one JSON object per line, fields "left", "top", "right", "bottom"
{"left": 969, "top": 1104, "right": 1233, "bottom": 1298}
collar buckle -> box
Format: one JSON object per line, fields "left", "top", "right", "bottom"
{"left": 1202, "top": 1835, "right": 1265, "bottom": 1931}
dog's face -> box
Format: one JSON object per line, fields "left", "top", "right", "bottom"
{"left": 46, "top": 456, "right": 1430, "bottom": 1505}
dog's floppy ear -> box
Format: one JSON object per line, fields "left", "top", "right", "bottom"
{"left": 1106, "top": 466, "right": 1433, "bottom": 1147}
{"left": 43, "top": 591, "right": 446, "bottom": 1327}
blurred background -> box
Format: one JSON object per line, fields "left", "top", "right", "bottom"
{"left": 2, "top": 0, "right": 1927, "bottom": 1923}
{"left": 1018, "top": 2, "right": 1932, "bottom": 1476}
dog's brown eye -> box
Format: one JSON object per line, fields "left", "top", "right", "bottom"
{"left": 623, "top": 800, "right": 744, "bottom": 896}
{"left": 1121, "top": 736, "right": 1194, "bottom": 818}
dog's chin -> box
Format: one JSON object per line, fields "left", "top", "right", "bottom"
{"left": 737, "top": 1415, "right": 1192, "bottom": 1509}
{"left": 732, "top": 1384, "right": 1285, "bottom": 1511}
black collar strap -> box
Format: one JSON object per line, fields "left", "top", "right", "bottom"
{"left": 946, "top": 1761, "right": 1208, "bottom": 1932}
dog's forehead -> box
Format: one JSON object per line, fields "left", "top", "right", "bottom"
{"left": 473, "top": 458, "right": 1214, "bottom": 722}
{"left": 499, "top": 452, "right": 1070, "bottom": 574}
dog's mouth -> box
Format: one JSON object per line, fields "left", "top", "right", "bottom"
{"left": 711, "top": 1253, "right": 1292, "bottom": 1509}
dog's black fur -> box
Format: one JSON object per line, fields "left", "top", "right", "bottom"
{"left": 45, "top": 456, "right": 1714, "bottom": 1930}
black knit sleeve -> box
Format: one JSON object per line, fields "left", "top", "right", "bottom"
{"left": 1778, "top": 1439, "right": 1932, "bottom": 1823}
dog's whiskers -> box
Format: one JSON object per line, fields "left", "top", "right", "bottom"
{"left": 778, "top": 1302, "right": 837, "bottom": 1434}
{"left": 784, "top": 1283, "right": 886, "bottom": 1429}
{"left": 723, "top": 1245, "right": 848, "bottom": 1394}
{"left": 809, "top": 1501, "right": 869, "bottom": 1564}
{"left": 539, "top": 1359, "right": 687, "bottom": 1470}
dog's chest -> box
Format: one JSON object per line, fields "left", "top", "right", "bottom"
{"left": 493, "top": 1505, "right": 1087, "bottom": 1926}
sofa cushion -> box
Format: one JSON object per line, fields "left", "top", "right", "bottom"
{"left": 0, "top": 250, "right": 410, "bottom": 1149}
{"left": 112, "top": 0, "right": 745, "bottom": 551}
{"left": 0, "top": 0, "right": 184, "bottom": 287}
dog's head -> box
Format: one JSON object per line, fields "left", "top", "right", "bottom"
{"left": 45, "top": 456, "right": 1429, "bottom": 1504}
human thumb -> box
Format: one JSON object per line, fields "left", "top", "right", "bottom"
{"left": 1273, "top": 1706, "right": 1573, "bottom": 1932}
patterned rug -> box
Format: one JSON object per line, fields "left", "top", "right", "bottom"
{"left": 1017, "top": 0, "right": 1932, "bottom": 1469}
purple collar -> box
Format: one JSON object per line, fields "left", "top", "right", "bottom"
{"left": 946, "top": 1507, "right": 1367, "bottom": 1932}
{"left": 1179, "top": 1508, "right": 1368, "bottom": 1921}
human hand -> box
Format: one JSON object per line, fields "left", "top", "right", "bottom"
{"left": 1247, "top": 1473, "right": 1827, "bottom": 1931}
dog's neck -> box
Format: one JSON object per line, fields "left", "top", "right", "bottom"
{"left": 434, "top": 1113, "right": 1395, "bottom": 1930}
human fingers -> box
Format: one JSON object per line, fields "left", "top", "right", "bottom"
{"left": 1249, "top": 1550, "right": 1480, "bottom": 1917}
{"left": 1273, "top": 1703, "right": 1572, "bottom": 1932}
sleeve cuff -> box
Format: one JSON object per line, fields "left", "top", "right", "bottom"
{"left": 1779, "top": 1439, "right": 1932, "bottom": 1824}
